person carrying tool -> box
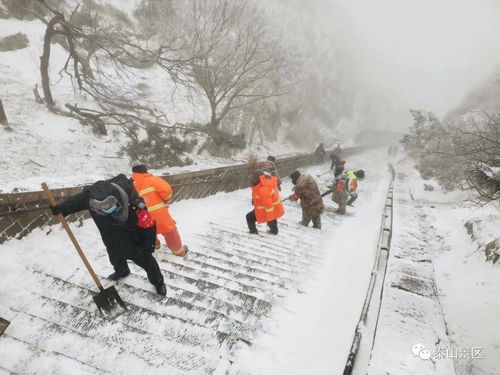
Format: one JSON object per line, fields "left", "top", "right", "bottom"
{"left": 330, "top": 153, "right": 346, "bottom": 177}
{"left": 246, "top": 170, "right": 284, "bottom": 235}
{"left": 329, "top": 170, "right": 365, "bottom": 214}
{"left": 346, "top": 170, "right": 365, "bottom": 206}
{"left": 289, "top": 170, "right": 324, "bottom": 229}
{"left": 333, "top": 144, "right": 342, "bottom": 156}
{"left": 259, "top": 155, "right": 281, "bottom": 191}
{"left": 131, "top": 165, "right": 187, "bottom": 257}
{"left": 50, "top": 174, "right": 166, "bottom": 295}
{"left": 314, "top": 143, "right": 326, "bottom": 164}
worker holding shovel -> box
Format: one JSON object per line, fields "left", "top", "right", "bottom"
{"left": 289, "top": 170, "right": 324, "bottom": 229}
{"left": 49, "top": 174, "right": 167, "bottom": 296}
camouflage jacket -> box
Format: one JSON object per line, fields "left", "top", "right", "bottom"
{"left": 293, "top": 174, "right": 324, "bottom": 217}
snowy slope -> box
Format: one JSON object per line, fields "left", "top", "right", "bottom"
{"left": 0, "top": 6, "right": 340, "bottom": 194}
{"left": 367, "top": 171, "right": 455, "bottom": 375}
{"left": 401, "top": 164, "right": 500, "bottom": 375}
{"left": 0, "top": 150, "right": 390, "bottom": 374}
{"left": 368, "top": 158, "right": 500, "bottom": 375}
{"left": 0, "top": 16, "right": 233, "bottom": 193}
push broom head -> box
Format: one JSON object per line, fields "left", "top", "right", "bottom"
{"left": 247, "top": 153, "right": 263, "bottom": 171}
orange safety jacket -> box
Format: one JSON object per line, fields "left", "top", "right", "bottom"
{"left": 345, "top": 171, "right": 358, "bottom": 193}
{"left": 252, "top": 174, "right": 285, "bottom": 223}
{"left": 132, "top": 172, "right": 176, "bottom": 234}
{"left": 336, "top": 172, "right": 358, "bottom": 193}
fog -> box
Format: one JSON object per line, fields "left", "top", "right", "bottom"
{"left": 325, "top": 0, "right": 500, "bottom": 130}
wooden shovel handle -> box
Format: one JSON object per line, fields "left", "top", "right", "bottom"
{"left": 41, "top": 183, "right": 103, "bottom": 290}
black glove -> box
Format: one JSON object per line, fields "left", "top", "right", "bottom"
{"left": 50, "top": 205, "right": 62, "bottom": 215}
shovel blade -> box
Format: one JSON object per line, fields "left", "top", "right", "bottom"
{"left": 93, "top": 286, "right": 127, "bottom": 319}
{"left": 0, "top": 317, "right": 10, "bottom": 336}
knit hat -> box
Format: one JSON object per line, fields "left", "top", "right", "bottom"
{"left": 132, "top": 165, "right": 148, "bottom": 174}
{"left": 355, "top": 170, "right": 365, "bottom": 179}
{"left": 290, "top": 170, "right": 301, "bottom": 185}
{"left": 89, "top": 181, "right": 118, "bottom": 201}
{"left": 267, "top": 156, "right": 276, "bottom": 163}
{"left": 249, "top": 170, "right": 264, "bottom": 187}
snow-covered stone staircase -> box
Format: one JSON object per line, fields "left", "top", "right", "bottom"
{"left": 0, "top": 186, "right": 325, "bottom": 375}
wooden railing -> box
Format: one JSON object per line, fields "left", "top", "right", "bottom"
{"left": 0, "top": 144, "right": 383, "bottom": 244}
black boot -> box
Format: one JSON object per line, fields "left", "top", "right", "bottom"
{"left": 268, "top": 220, "right": 278, "bottom": 235}
{"left": 347, "top": 193, "right": 358, "bottom": 206}
{"left": 155, "top": 282, "right": 167, "bottom": 296}
{"left": 246, "top": 211, "right": 258, "bottom": 234}
{"left": 108, "top": 271, "right": 130, "bottom": 281}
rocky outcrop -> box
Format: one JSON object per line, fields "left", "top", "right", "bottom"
{"left": 0, "top": 33, "right": 29, "bottom": 52}
{"left": 485, "top": 239, "right": 500, "bottom": 264}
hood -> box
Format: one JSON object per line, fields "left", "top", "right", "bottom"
{"left": 258, "top": 173, "right": 275, "bottom": 187}
{"left": 132, "top": 172, "right": 153, "bottom": 184}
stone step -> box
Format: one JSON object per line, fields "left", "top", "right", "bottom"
{"left": 177, "top": 250, "right": 291, "bottom": 287}
{"left": 0, "top": 334, "right": 108, "bottom": 375}
{"left": 155, "top": 254, "right": 280, "bottom": 300}
{"left": 209, "top": 225, "right": 323, "bottom": 260}
{"left": 195, "top": 233, "right": 313, "bottom": 271}
{"left": 32, "top": 271, "right": 257, "bottom": 342}
{"left": 90, "top": 248, "right": 275, "bottom": 302}
{"left": 122, "top": 273, "right": 271, "bottom": 321}
{"left": 115, "top": 272, "right": 256, "bottom": 323}
{"left": 7, "top": 308, "right": 217, "bottom": 374}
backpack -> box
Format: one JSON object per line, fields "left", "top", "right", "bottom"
{"left": 108, "top": 174, "right": 144, "bottom": 208}
{"left": 345, "top": 176, "right": 357, "bottom": 193}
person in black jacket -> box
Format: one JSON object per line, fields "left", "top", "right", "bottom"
{"left": 50, "top": 174, "right": 166, "bottom": 295}
{"left": 314, "top": 143, "right": 326, "bottom": 164}
{"left": 330, "top": 154, "right": 346, "bottom": 177}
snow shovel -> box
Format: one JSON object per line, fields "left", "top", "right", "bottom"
{"left": 41, "top": 183, "right": 127, "bottom": 319}
{"left": 0, "top": 317, "right": 9, "bottom": 336}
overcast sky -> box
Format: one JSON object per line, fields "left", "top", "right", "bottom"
{"left": 326, "top": 0, "right": 500, "bottom": 128}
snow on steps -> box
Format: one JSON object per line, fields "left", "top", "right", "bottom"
{"left": 366, "top": 171, "right": 456, "bottom": 375}
{"left": 0, "top": 187, "right": 326, "bottom": 374}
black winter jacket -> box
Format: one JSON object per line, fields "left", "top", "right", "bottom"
{"left": 58, "top": 178, "right": 156, "bottom": 258}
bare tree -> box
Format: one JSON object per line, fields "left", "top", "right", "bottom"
{"left": 455, "top": 113, "right": 500, "bottom": 201}
{"left": 187, "top": 0, "right": 285, "bottom": 130}
{"left": 36, "top": 1, "right": 190, "bottom": 137}
{"left": 402, "top": 110, "right": 500, "bottom": 201}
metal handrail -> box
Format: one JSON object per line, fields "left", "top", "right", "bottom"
{"left": 343, "top": 163, "right": 395, "bottom": 375}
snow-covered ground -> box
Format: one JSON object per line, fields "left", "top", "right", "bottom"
{"left": 368, "top": 156, "right": 500, "bottom": 375}
{"left": 234, "top": 153, "right": 390, "bottom": 375}
{"left": 0, "top": 14, "right": 235, "bottom": 193}
{"left": 1, "top": 146, "right": 497, "bottom": 375}
{"left": 408, "top": 173, "right": 500, "bottom": 375}
{"left": 0, "top": 150, "right": 389, "bottom": 374}
{"left": 0, "top": 15, "right": 336, "bottom": 194}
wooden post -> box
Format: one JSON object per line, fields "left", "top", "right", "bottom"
{"left": 0, "top": 99, "right": 8, "bottom": 126}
